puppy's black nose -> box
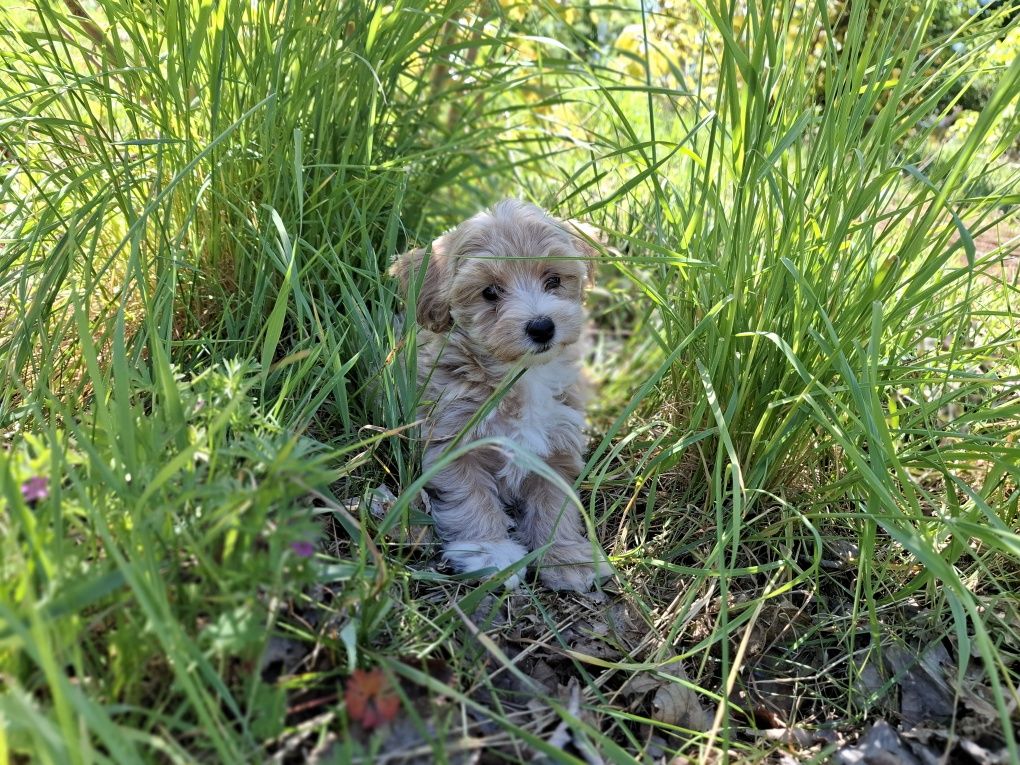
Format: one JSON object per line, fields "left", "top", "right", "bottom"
{"left": 525, "top": 316, "right": 555, "bottom": 345}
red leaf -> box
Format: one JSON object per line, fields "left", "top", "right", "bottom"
{"left": 345, "top": 668, "right": 400, "bottom": 729}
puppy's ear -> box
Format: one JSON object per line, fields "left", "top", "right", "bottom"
{"left": 565, "top": 220, "right": 604, "bottom": 288}
{"left": 390, "top": 236, "right": 454, "bottom": 332}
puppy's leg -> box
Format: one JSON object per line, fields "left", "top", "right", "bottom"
{"left": 518, "top": 450, "right": 612, "bottom": 592}
{"left": 426, "top": 447, "right": 528, "bottom": 588}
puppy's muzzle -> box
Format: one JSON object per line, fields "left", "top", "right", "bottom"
{"left": 525, "top": 316, "right": 556, "bottom": 347}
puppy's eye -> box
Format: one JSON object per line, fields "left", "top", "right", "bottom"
{"left": 482, "top": 285, "right": 501, "bottom": 302}
{"left": 544, "top": 275, "right": 561, "bottom": 291}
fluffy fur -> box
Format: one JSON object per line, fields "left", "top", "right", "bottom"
{"left": 391, "top": 200, "right": 612, "bottom": 592}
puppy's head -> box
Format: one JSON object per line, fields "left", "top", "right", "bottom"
{"left": 391, "top": 200, "right": 597, "bottom": 365}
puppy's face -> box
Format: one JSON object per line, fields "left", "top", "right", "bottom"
{"left": 392, "top": 200, "right": 596, "bottom": 365}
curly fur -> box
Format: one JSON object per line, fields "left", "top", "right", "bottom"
{"left": 391, "top": 200, "right": 612, "bottom": 591}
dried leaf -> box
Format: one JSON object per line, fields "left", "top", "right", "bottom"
{"left": 529, "top": 658, "right": 559, "bottom": 692}
{"left": 347, "top": 485, "right": 434, "bottom": 548}
{"left": 259, "top": 634, "right": 308, "bottom": 683}
{"left": 625, "top": 659, "right": 712, "bottom": 731}
{"left": 651, "top": 680, "right": 711, "bottom": 730}
{"left": 759, "top": 726, "right": 829, "bottom": 749}
{"left": 902, "top": 723, "right": 1013, "bottom": 765}
{"left": 833, "top": 719, "right": 923, "bottom": 765}
{"left": 544, "top": 678, "right": 604, "bottom": 765}
{"left": 345, "top": 668, "right": 400, "bottom": 729}
{"left": 957, "top": 738, "right": 1011, "bottom": 765}
{"left": 625, "top": 672, "right": 662, "bottom": 696}
{"left": 606, "top": 600, "right": 648, "bottom": 648}
{"left": 886, "top": 642, "right": 955, "bottom": 728}
{"left": 746, "top": 597, "right": 812, "bottom": 657}
{"left": 852, "top": 654, "right": 887, "bottom": 703}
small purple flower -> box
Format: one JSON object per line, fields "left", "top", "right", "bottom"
{"left": 290, "top": 540, "right": 315, "bottom": 558}
{"left": 21, "top": 476, "right": 49, "bottom": 504}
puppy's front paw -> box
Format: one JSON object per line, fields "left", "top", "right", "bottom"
{"left": 539, "top": 562, "right": 602, "bottom": 593}
{"left": 539, "top": 543, "right": 614, "bottom": 593}
{"left": 443, "top": 539, "right": 529, "bottom": 589}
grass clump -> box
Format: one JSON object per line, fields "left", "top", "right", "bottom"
{"left": 2, "top": 0, "right": 1019, "bottom": 762}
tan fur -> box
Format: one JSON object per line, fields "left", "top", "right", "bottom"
{"left": 391, "top": 200, "right": 612, "bottom": 591}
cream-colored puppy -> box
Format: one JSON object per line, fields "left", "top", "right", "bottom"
{"left": 391, "top": 200, "right": 611, "bottom": 592}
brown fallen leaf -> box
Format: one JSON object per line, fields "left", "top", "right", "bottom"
{"left": 345, "top": 668, "right": 400, "bottom": 729}
{"left": 833, "top": 719, "right": 923, "bottom": 765}
{"left": 744, "top": 596, "right": 813, "bottom": 657}
{"left": 529, "top": 658, "right": 559, "bottom": 692}
{"left": 546, "top": 678, "right": 605, "bottom": 765}
{"left": 625, "top": 658, "right": 712, "bottom": 731}
{"left": 350, "top": 485, "right": 434, "bottom": 549}
{"left": 885, "top": 641, "right": 955, "bottom": 728}
{"left": 902, "top": 724, "right": 1014, "bottom": 765}
{"left": 606, "top": 600, "right": 648, "bottom": 649}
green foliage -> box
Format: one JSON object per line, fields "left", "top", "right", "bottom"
{"left": 1, "top": 361, "right": 336, "bottom": 760}
{"left": 1, "top": 0, "right": 1019, "bottom": 761}
{"left": 0, "top": 0, "right": 512, "bottom": 447}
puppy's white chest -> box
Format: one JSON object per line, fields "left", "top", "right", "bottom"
{"left": 498, "top": 362, "right": 584, "bottom": 458}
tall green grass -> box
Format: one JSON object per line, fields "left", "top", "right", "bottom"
{"left": 521, "top": 0, "right": 1020, "bottom": 754}
{"left": 1, "top": 0, "right": 516, "bottom": 759}
{"left": 1, "top": 0, "right": 1019, "bottom": 761}
{"left": 1, "top": 0, "right": 512, "bottom": 441}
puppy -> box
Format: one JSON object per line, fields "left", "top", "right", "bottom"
{"left": 391, "top": 200, "right": 611, "bottom": 592}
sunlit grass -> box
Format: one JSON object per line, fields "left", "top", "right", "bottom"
{"left": 1, "top": 0, "right": 1019, "bottom": 761}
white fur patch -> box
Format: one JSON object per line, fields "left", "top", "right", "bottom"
{"left": 443, "top": 539, "right": 528, "bottom": 588}
{"left": 506, "top": 359, "right": 586, "bottom": 458}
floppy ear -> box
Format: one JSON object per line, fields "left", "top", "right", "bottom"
{"left": 564, "top": 219, "right": 604, "bottom": 288}
{"left": 389, "top": 236, "right": 454, "bottom": 332}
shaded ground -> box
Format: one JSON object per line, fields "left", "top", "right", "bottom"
{"left": 254, "top": 485, "right": 1019, "bottom": 764}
